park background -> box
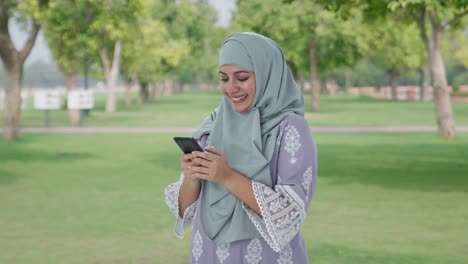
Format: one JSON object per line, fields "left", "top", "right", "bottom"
{"left": 1, "top": 0, "right": 467, "bottom": 263}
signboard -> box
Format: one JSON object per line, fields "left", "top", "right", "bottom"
{"left": 67, "top": 90, "right": 94, "bottom": 110}
{"left": 0, "top": 91, "right": 28, "bottom": 110}
{"left": 34, "top": 90, "right": 61, "bottom": 110}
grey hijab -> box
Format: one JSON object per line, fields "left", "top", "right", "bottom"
{"left": 192, "top": 32, "right": 304, "bottom": 243}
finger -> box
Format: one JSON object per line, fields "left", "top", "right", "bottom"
{"left": 191, "top": 173, "right": 206, "bottom": 180}
{"left": 205, "top": 146, "right": 223, "bottom": 157}
{"left": 182, "top": 153, "right": 193, "bottom": 161}
{"left": 192, "top": 151, "right": 214, "bottom": 161}
{"left": 190, "top": 165, "right": 209, "bottom": 175}
{"left": 191, "top": 157, "right": 210, "bottom": 168}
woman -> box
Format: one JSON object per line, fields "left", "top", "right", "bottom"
{"left": 165, "top": 32, "right": 318, "bottom": 264}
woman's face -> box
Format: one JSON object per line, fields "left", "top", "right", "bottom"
{"left": 219, "top": 64, "right": 256, "bottom": 113}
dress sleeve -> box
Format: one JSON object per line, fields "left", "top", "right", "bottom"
{"left": 164, "top": 134, "right": 209, "bottom": 238}
{"left": 242, "top": 115, "right": 318, "bottom": 252}
{"left": 164, "top": 173, "right": 199, "bottom": 238}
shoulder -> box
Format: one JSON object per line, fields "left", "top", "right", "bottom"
{"left": 279, "top": 113, "right": 309, "bottom": 133}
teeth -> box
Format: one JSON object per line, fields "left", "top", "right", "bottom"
{"left": 232, "top": 95, "right": 247, "bottom": 101}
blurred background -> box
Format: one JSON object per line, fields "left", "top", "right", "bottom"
{"left": 1, "top": 0, "right": 467, "bottom": 263}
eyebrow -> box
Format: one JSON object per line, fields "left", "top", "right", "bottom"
{"left": 219, "top": 70, "right": 251, "bottom": 75}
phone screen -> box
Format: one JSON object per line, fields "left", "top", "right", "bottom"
{"left": 173, "top": 137, "right": 204, "bottom": 154}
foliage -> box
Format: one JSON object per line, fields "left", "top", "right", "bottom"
{"left": 234, "top": 0, "right": 367, "bottom": 79}
{"left": 120, "top": 0, "right": 190, "bottom": 84}
{"left": 44, "top": 0, "right": 88, "bottom": 75}
{"left": 367, "top": 19, "right": 423, "bottom": 80}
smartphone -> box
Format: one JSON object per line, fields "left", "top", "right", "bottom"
{"left": 173, "top": 137, "right": 204, "bottom": 154}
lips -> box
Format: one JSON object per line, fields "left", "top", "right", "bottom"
{"left": 231, "top": 95, "right": 247, "bottom": 103}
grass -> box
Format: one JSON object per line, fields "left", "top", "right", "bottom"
{"left": 1, "top": 133, "right": 467, "bottom": 263}
{"left": 2, "top": 90, "right": 468, "bottom": 128}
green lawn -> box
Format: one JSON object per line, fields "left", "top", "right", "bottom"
{"left": 1, "top": 133, "right": 467, "bottom": 263}
{"left": 4, "top": 90, "right": 468, "bottom": 128}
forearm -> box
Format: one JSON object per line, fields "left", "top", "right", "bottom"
{"left": 222, "top": 171, "right": 262, "bottom": 217}
{"left": 178, "top": 177, "right": 201, "bottom": 217}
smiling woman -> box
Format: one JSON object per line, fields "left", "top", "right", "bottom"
{"left": 219, "top": 65, "right": 256, "bottom": 113}
{"left": 165, "top": 32, "right": 318, "bottom": 264}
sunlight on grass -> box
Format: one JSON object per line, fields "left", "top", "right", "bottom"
{"left": 1, "top": 133, "right": 467, "bottom": 263}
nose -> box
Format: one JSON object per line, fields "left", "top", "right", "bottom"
{"left": 225, "top": 80, "right": 238, "bottom": 94}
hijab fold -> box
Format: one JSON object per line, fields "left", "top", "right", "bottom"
{"left": 192, "top": 32, "right": 304, "bottom": 243}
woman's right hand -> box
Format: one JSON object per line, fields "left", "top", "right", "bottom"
{"left": 180, "top": 153, "right": 200, "bottom": 182}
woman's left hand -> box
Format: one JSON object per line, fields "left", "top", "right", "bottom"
{"left": 189, "top": 147, "right": 234, "bottom": 184}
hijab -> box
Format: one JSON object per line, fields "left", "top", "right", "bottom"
{"left": 192, "top": 32, "right": 304, "bottom": 243}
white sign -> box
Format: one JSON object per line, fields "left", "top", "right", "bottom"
{"left": 68, "top": 90, "right": 94, "bottom": 109}
{"left": 34, "top": 90, "right": 61, "bottom": 110}
{"left": 0, "top": 91, "right": 28, "bottom": 110}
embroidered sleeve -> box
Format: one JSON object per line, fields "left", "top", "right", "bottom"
{"left": 164, "top": 134, "right": 210, "bottom": 238}
{"left": 164, "top": 173, "right": 198, "bottom": 238}
{"left": 243, "top": 115, "right": 318, "bottom": 252}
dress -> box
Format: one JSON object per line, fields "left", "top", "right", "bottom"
{"left": 165, "top": 114, "right": 318, "bottom": 264}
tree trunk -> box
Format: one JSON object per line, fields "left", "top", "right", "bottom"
{"left": 64, "top": 72, "right": 80, "bottom": 126}
{"left": 0, "top": 13, "right": 41, "bottom": 140}
{"left": 124, "top": 73, "right": 136, "bottom": 107}
{"left": 3, "top": 65, "right": 22, "bottom": 140}
{"left": 428, "top": 14, "right": 456, "bottom": 138}
{"left": 152, "top": 82, "right": 161, "bottom": 102}
{"left": 430, "top": 31, "right": 456, "bottom": 138}
{"left": 139, "top": 82, "right": 149, "bottom": 103}
{"left": 164, "top": 78, "right": 173, "bottom": 96}
{"left": 418, "top": 64, "right": 430, "bottom": 101}
{"left": 308, "top": 41, "right": 320, "bottom": 112}
{"left": 345, "top": 69, "right": 352, "bottom": 91}
{"left": 418, "top": 8, "right": 456, "bottom": 138}
{"left": 124, "top": 81, "right": 133, "bottom": 107}
{"left": 99, "top": 39, "right": 122, "bottom": 113}
{"left": 389, "top": 71, "right": 399, "bottom": 101}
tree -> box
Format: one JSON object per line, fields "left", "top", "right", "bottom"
{"left": 0, "top": 0, "right": 49, "bottom": 140}
{"left": 119, "top": 0, "right": 189, "bottom": 105}
{"left": 307, "top": 0, "right": 467, "bottom": 138}
{"left": 367, "top": 19, "right": 423, "bottom": 100}
{"left": 86, "top": 0, "right": 142, "bottom": 113}
{"left": 44, "top": 0, "right": 89, "bottom": 125}
{"left": 394, "top": 0, "right": 467, "bottom": 138}
{"left": 234, "top": 0, "right": 366, "bottom": 111}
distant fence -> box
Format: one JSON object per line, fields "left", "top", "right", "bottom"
{"left": 347, "top": 85, "right": 468, "bottom": 101}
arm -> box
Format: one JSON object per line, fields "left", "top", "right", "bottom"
{"left": 178, "top": 161, "right": 201, "bottom": 217}
{"left": 242, "top": 116, "right": 317, "bottom": 252}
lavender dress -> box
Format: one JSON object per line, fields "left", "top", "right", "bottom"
{"left": 165, "top": 114, "right": 318, "bottom": 264}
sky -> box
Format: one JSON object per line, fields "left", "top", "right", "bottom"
{"left": 9, "top": 0, "right": 235, "bottom": 66}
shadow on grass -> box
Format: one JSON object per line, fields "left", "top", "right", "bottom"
{"left": 0, "top": 146, "right": 95, "bottom": 163}
{"left": 318, "top": 141, "right": 468, "bottom": 193}
{"left": 0, "top": 169, "right": 22, "bottom": 185}
{"left": 309, "top": 242, "right": 463, "bottom": 264}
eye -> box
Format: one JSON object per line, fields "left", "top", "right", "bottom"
{"left": 238, "top": 76, "right": 250, "bottom": 82}
{"left": 220, "top": 78, "right": 228, "bottom": 83}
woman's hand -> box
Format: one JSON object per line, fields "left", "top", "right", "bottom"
{"left": 180, "top": 153, "right": 200, "bottom": 183}
{"left": 190, "top": 147, "right": 234, "bottom": 184}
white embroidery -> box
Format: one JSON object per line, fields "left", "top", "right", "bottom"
{"left": 216, "top": 243, "right": 230, "bottom": 263}
{"left": 301, "top": 166, "right": 313, "bottom": 196}
{"left": 284, "top": 125, "right": 301, "bottom": 164}
{"left": 278, "top": 244, "right": 293, "bottom": 264}
{"left": 245, "top": 238, "right": 263, "bottom": 264}
{"left": 245, "top": 182, "right": 306, "bottom": 253}
{"left": 192, "top": 230, "right": 203, "bottom": 263}
{"left": 164, "top": 182, "right": 181, "bottom": 217}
